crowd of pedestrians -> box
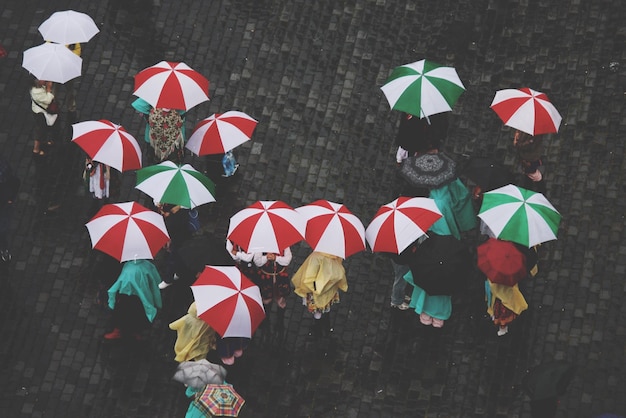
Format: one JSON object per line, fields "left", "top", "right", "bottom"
{"left": 1, "top": 15, "right": 567, "bottom": 416}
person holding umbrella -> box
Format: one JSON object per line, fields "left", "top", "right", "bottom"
{"left": 29, "top": 78, "right": 57, "bottom": 155}
{"left": 403, "top": 235, "right": 451, "bottom": 328}
{"left": 252, "top": 248, "right": 293, "bottom": 332}
{"left": 403, "top": 233, "right": 472, "bottom": 328}
{"left": 169, "top": 302, "right": 217, "bottom": 362}
{"left": 400, "top": 150, "right": 476, "bottom": 240}
{"left": 83, "top": 158, "right": 111, "bottom": 218}
{"left": 478, "top": 237, "right": 530, "bottom": 336}
{"left": 485, "top": 281, "right": 528, "bottom": 336}
{"left": 156, "top": 202, "right": 192, "bottom": 289}
{"left": 148, "top": 107, "right": 186, "bottom": 164}
{"left": 395, "top": 112, "right": 449, "bottom": 165}
{"left": 226, "top": 239, "right": 256, "bottom": 278}
{"left": 291, "top": 251, "right": 348, "bottom": 337}
{"left": 104, "top": 259, "right": 162, "bottom": 340}
{"left": 522, "top": 361, "right": 575, "bottom": 418}
{"left": 513, "top": 130, "right": 546, "bottom": 194}
{"left": 132, "top": 98, "right": 187, "bottom": 165}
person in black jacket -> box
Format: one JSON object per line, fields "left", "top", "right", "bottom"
{"left": 156, "top": 202, "right": 192, "bottom": 289}
{"left": 0, "top": 158, "right": 20, "bottom": 262}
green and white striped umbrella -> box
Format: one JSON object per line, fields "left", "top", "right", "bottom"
{"left": 380, "top": 59, "right": 465, "bottom": 118}
{"left": 135, "top": 160, "right": 216, "bottom": 209}
{"left": 478, "top": 184, "right": 561, "bottom": 248}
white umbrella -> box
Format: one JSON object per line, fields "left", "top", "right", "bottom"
{"left": 22, "top": 43, "right": 82, "bottom": 83}
{"left": 490, "top": 88, "right": 562, "bottom": 136}
{"left": 135, "top": 161, "right": 216, "bottom": 209}
{"left": 133, "top": 61, "right": 210, "bottom": 111}
{"left": 186, "top": 111, "right": 258, "bottom": 156}
{"left": 85, "top": 202, "right": 170, "bottom": 262}
{"left": 172, "top": 360, "right": 227, "bottom": 388}
{"left": 478, "top": 184, "right": 561, "bottom": 247}
{"left": 295, "top": 200, "right": 366, "bottom": 259}
{"left": 227, "top": 201, "right": 306, "bottom": 253}
{"left": 365, "top": 197, "right": 442, "bottom": 254}
{"left": 380, "top": 59, "right": 465, "bottom": 118}
{"left": 192, "top": 266, "right": 266, "bottom": 338}
{"left": 38, "top": 10, "right": 99, "bottom": 44}
{"left": 71, "top": 120, "right": 142, "bottom": 172}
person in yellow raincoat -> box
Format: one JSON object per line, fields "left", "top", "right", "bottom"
{"left": 291, "top": 251, "right": 348, "bottom": 337}
{"left": 169, "top": 302, "right": 217, "bottom": 362}
{"left": 485, "top": 280, "right": 528, "bottom": 336}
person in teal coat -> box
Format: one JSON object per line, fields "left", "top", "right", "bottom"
{"left": 104, "top": 259, "right": 162, "bottom": 340}
{"left": 428, "top": 177, "right": 476, "bottom": 239}
{"left": 403, "top": 269, "right": 452, "bottom": 328}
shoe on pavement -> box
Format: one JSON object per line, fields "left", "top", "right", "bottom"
{"left": 391, "top": 302, "right": 410, "bottom": 310}
{"left": 104, "top": 328, "right": 122, "bottom": 340}
{"left": 420, "top": 313, "right": 433, "bottom": 325}
{"left": 497, "top": 326, "right": 509, "bottom": 336}
{"left": 158, "top": 281, "right": 173, "bottom": 290}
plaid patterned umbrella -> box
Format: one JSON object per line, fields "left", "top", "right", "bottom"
{"left": 194, "top": 384, "right": 245, "bottom": 417}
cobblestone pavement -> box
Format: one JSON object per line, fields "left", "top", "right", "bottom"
{"left": 0, "top": 0, "right": 625, "bottom": 417}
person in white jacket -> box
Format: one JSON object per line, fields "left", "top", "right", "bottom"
{"left": 29, "top": 79, "right": 56, "bottom": 155}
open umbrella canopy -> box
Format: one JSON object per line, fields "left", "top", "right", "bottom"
{"left": 522, "top": 361, "right": 576, "bottom": 401}
{"left": 85, "top": 201, "right": 170, "bottom": 262}
{"left": 407, "top": 233, "right": 472, "bottom": 295}
{"left": 172, "top": 359, "right": 227, "bottom": 389}
{"left": 478, "top": 184, "right": 561, "bottom": 247}
{"left": 227, "top": 200, "right": 306, "bottom": 253}
{"left": 71, "top": 120, "right": 142, "bottom": 172}
{"left": 477, "top": 238, "right": 527, "bottom": 286}
{"left": 191, "top": 266, "right": 265, "bottom": 338}
{"left": 133, "top": 61, "right": 210, "bottom": 111}
{"left": 195, "top": 384, "right": 245, "bottom": 417}
{"left": 22, "top": 42, "right": 82, "bottom": 83}
{"left": 186, "top": 111, "right": 258, "bottom": 156}
{"left": 381, "top": 59, "right": 465, "bottom": 118}
{"left": 399, "top": 152, "right": 457, "bottom": 189}
{"left": 396, "top": 112, "right": 449, "bottom": 154}
{"left": 490, "top": 87, "right": 562, "bottom": 136}
{"left": 38, "top": 10, "right": 99, "bottom": 44}
{"left": 458, "top": 157, "right": 515, "bottom": 193}
{"left": 365, "top": 196, "right": 442, "bottom": 254}
{"left": 295, "top": 200, "right": 366, "bottom": 259}
{"left": 135, "top": 161, "right": 216, "bottom": 209}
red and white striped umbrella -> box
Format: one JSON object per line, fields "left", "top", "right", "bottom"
{"left": 133, "top": 61, "right": 210, "bottom": 111}
{"left": 295, "top": 200, "right": 366, "bottom": 259}
{"left": 191, "top": 265, "right": 265, "bottom": 338}
{"left": 227, "top": 200, "right": 306, "bottom": 253}
{"left": 71, "top": 120, "right": 142, "bottom": 172}
{"left": 490, "top": 87, "right": 562, "bottom": 136}
{"left": 85, "top": 202, "right": 170, "bottom": 262}
{"left": 186, "top": 111, "right": 258, "bottom": 156}
{"left": 365, "top": 196, "right": 442, "bottom": 254}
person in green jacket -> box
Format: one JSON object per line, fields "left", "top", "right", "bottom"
{"left": 104, "top": 259, "right": 162, "bottom": 340}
